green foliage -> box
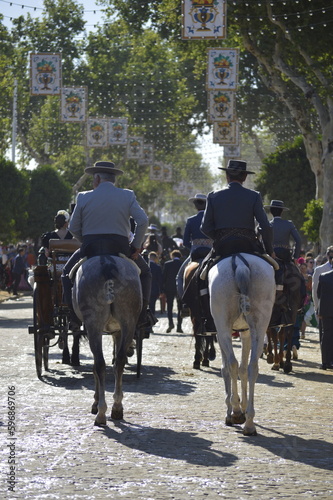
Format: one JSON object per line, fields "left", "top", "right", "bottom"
{"left": 0, "top": 157, "right": 29, "bottom": 243}
{"left": 255, "top": 137, "right": 316, "bottom": 232}
{"left": 301, "top": 199, "right": 323, "bottom": 245}
{"left": 26, "top": 165, "right": 72, "bottom": 244}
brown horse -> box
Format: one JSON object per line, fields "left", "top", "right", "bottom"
{"left": 183, "top": 261, "right": 216, "bottom": 370}
{"left": 266, "top": 262, "right": 305, "bottom": 373}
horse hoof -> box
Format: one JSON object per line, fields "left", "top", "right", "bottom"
{"left": 91, "top": 405, "right": 98, "bottom": 415}
{"left": 193, "top": 362, "right": 201, "bottom": 370}
{"left": 94, "top": 418, "right": 106, "bottom": 427}
{"left": 71, "top": 357, "right": 80, "bottom": 367}
{"left": 225, "top": 416, "right": 233, "bottom": 426}
{"left": 266, "top": 354, "right": 274, "bottom": 364}
{"left": 279, "top": 361, "right": 285, "bottom": 368}
{"left": 231, "top": 413, "right": 246, "bottom": 425}
{"left": 243, "top": 427, "right": 257, "bottom": 436}
{"left": 111, "top": 409, "right": 124, "bottom": 420}
{"left": 209, "top": 350, "right": 216, "bottom": 361}
{"left": 202, "top": 359, "right": 209, "bottom": 367}
{"left": 284, "top": 362, "right": 292, "bottom": 374}
{"left": 271, "top": 363, "right": 280, "bottom": 371}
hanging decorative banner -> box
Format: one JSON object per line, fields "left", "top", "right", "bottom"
{"left": 181, "top": 0, "right": 227, "bottom": 40}
{"left": 109, "top": 118, "right": 128, "bottom": 145}
{"left": 174, "top": 181, "right": 196, "bottom": 196}
{"left": 87, "top": 118, "right": 108, "bottom": 148}
{"left": 30, "top": 53, "right": 62, "bottom": 96}
{"left": 213, "top": 121, "right": 239, "bottom": 145}
{"left": 207, "top": 48, "right": 239, "bottom": 90}
{"left": 60, "top": 87, "right": 87, "bottom": 122}
{"left": 150, "top": 162, "right": 164, "bottom": 181}
{"left": 223, "top": 144, "right": 241, "bottom": 158}
{"left": 163, "top": 164, "right": 173, "bottom": 182}
{"left": 139, "top": 144, "right": 154, "bottom": 165}
{"left": 127, "top": 137, "right": 143, "bottom": 159}
{"left": 207, "top": 90, "right": 236, "bottom": 122}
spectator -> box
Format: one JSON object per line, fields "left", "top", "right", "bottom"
{"left": 317, "top": 269, "right": 333, "bottom": 369}
{"left": 163, "top": 249, "right": 183, "bottom": 333}
{"left": 12, "top": 247, "right": 26, "bottom": 296}
{"left": 160, "top": 226, "right": 178, "bottom": 265}
{"left": 306, "top": 256, "right": 315, "bottom": 276}
{"left": 312, "top": 245, "right": 333, "bottom": 346}
{"left": 41, "top": 210, "right": 73, "bottom": 257}
{"left": 148, "top": 252, "right": 163, "bottom": 316}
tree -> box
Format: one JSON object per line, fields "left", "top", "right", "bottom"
{"left": 0, "top": 156, "right": 29, "bottom": 243}
{"left": 255, "top": 137, "right": 316, "bottom": 233}
{"left": 26, "top": 165, "right": 72, "bottom": 247}
{"left": 301, "top": 199, "right": 324, "bottom": 252}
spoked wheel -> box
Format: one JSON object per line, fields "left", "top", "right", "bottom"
{"left": 33, "top": 284, "right": 50, "bottom": 378}
{"left": 136, "top": 328, "right": 143, "bottom": 379}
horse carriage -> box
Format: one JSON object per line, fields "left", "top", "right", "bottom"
{"left": 28, "top": 239, "right": 82, "bottom": 378}
{"left": 28, "top": 240, "right": 146, "bottom": 381}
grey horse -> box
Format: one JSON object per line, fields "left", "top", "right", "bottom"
{"left": 72, "top": 254, "right": 142, "bottom": 426}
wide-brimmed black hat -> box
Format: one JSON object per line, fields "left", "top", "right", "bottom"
{"left": 85, "top": 161, "right": 124, "bottom": 176}
{"left": 188, "top": 193, "right": 207, "bottom": 202}
{"left": 219, "top": 159, "right": 255, "bottom": 175}
{"left": 265, "top": 200, "right": 289, "bottom": 211}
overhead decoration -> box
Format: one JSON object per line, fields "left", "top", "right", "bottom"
{"left": 127, "top": 137, "right": 143, "bottom": 159}
{"left": 163, "top": 164, "right": 173, "bottom": 182}
{"left": 213, "top": 121, "right": 239, "bottom": 145}
{"left": 181, "top": 0, "right": 227, "bottom": 40}
{"left": 60, "top": 87, "right": 87, "bottom": 122}
{"left": 174, "top": 181, "right": 196, "bottom": 197}
{"left": 207, "top": 90, "right": 236, "bottom": 122}
{"left": 150, "top": 162, "right": 164, "bottom": 181}
{"left": 207, "top": 48, "right": 239, "bottom": 90}
{"left": 223, "top": 144, "right": 241, "bottom": 158}
{"left": 109, "top": 118, "right": 128, "bottom": 145}
{"left": 139, "top": 144, "right": 154, "bottom": 165}
{"left": 30, "top": 53, "right": 62, "bottom": 96}
{"left": 86, "top": 118, "right": 108, "bottom": 148}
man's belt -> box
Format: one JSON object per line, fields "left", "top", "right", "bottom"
{"left": 192, "top": 238, "right": 213, "bottom": 247}
{"left": 215, "top": 228, "right": 257, "bottom": 242}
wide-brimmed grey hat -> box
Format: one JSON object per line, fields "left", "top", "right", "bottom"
{"left": 265, "top": 200, "right": 289, "bottom": 211}
{"left": 219, "top": 159, "right": 255, "bottom": 175}
{"left": 188, "top": 193, "right": 207, "bottom": 202}
{"left": 147, "top": 224, "right": 159, "bottom": 231}
{"left": 85, "top": 161, "right": 124, "bottom": 176}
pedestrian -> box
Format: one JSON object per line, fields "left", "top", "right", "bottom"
{"left": 162, "top": 249, "right": 183, "bottom": 333}
{"left": 148, "top": 252, "right": 163, "bottom": 316}
{"left": 160, "top": 226, "right": 178, "bottom": 265}
{"left": 317, "top": 269, "right": 333, "bottom": 369}
{"left": 12, "top": 247, "right": 26, "bottom": 296}
{"left": 312, "top": 245, "right": 333, "bottom": 346}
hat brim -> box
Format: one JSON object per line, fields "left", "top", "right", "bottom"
{"left": 264, "top": 205, "right": 289, "bottom": 210}
{"left": 188, "top": 197, "right": 206, "bottom": 202}
{"left": 219, "top": 167, "right": 255, "bottom": 174}
{"left": 85, "top": 166, "right": 124, "bottom": 175}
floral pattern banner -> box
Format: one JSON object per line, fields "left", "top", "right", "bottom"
{"left": 127, "top": 137, "right": 143, "bottom": 159}
{"left": 139, "top": 144, "right": 154, "bottom": 165}
{"left": 207, "top": 90, "right": 236, "bottom": 122}
{"left": 182, "top": 0, "right": 227, "bottom": 40}
{"left": 30, "top": 53, "right": 62, "bottom": 96}
{"left": 109, "top": 118, "right": 128, "bottom": 145}
{"left": 60, "top": 87, "right": 87, "bottom": 122}
{"left": 163, "top": 164, "right": 173, "bottom": 182}
{"left": 87, "top": 118, "right": 108, "bottom": 148}
{"left": 207, "top": 48, "right": 239, "bottom": 90}
{"left": 223, "top": 144, "right": 241, "bottom": 158}
{"left": 213, "top": 120, "right": 239, "bottom": 145}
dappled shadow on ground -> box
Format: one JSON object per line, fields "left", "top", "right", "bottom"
{"left": 101, "top": 420, "right": 238, "bottom": 468}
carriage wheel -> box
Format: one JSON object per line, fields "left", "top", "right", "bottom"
{"left": 33, "top": 285, "right": 43, "bottom": 378}
{"left": 136, "top": 328, "right": 143, "bottom": 379}
{"left": 33, "top": 284, "right": 50, "bottom": 377}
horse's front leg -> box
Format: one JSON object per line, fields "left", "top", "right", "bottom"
{"left": 266, "top": 328, "right": 274, "bottom": 364}
{"left": 89, "top": 334, "right": 107, "bottom": 426}
{"left": 283, "top": 325, "right": 293, "bottom": 374}
{"left": 239, "top": 330, "right": 250, "bottom": 414}
{"left": 271, "top": 327, "right": 280, "bottom": 371}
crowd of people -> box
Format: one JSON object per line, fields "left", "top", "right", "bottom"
{"left": 0, "top": 242, "right": 36, "bottom": 295}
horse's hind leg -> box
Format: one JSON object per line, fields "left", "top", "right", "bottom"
{"left": 239, "top": 330, "right": 250, "bottom": 415}
{"left": 71, "top": 333, "right": 80, "bottom": 366}
{"left": 243, "top": 333, "right": 262, "bottom": 436}
{"left": 111, "top": 328, "right": 132, "bottom": 420}
{"left": 220, "top": 335, "right": 243, "bottom": 426}
{"left": 89, "top": 334, "right": 107, "bottom": 426}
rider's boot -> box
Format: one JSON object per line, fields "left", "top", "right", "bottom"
{"left": 137, "top": 299, "right": 158, "bottom": 338}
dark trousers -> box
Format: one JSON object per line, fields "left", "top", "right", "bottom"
{"left": 165, "top": 291, "right": 182, "bottom": 328}
{"left": 12, "top": 272, "right": 22, "bottom": 295}
{"left": 320, "top": 316, "right": 333, "bottom": 365}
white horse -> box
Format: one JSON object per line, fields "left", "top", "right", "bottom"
{"left": 209, "top": 253, "right": 275, "bottom": 436}
{"left": 72, "top": 254, "right": 142, "bottom": 426}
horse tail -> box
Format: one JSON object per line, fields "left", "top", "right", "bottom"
{"left": 104, "top": 279, "right": 115, "bottom": 304}
{"left": 232, "top": 254, "right": 251, "bottom": 316}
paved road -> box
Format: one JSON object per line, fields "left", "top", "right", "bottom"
{"left": 1, "top": 294, "right": 333, "bottom": 499}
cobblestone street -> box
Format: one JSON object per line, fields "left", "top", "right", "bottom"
{"left": 1, "top": 294, "right": 333, "bottom": 499}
